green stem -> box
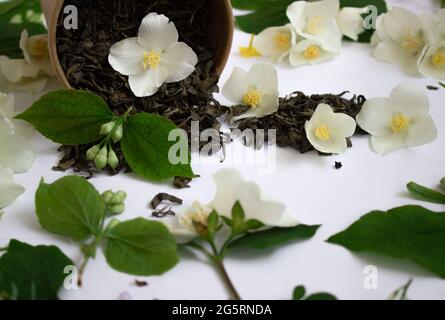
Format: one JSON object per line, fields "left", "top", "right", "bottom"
{"left": 213, "top": 258, "right": 241, "bottom": 300}
{"left": 77, "top": 234, "right": 102, "bottom": 287}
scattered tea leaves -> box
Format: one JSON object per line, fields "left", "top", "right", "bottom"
{"left": 226, "top": 92, "right": 367, "bottom": 154}
{"left": 0, "top": 240, "right": 73, "bottom": 300}
{"left": 335, "top": 161, "right": 343, "bottom": 169}
{"left": 327, "top": 205, "right": 445, "bottom": 278}
{"left": 150, "top": 193, "right": 183, "bottom": 210}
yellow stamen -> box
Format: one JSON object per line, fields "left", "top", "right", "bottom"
{"left": 275, "top": 33, "right": 291, "bottom": 50}
{"left": 432, "top": 50, "right": 445, "bottom": 67}
{"left": 179, "top": 203, "right": 210, "bottom": 231}
{"left": 390, "top": 114, "right": 409, "bottom": 133}
{"left": 243, "top": 89, "right": 263, "bottom": 108}
{"left": 240, "top": 34, "right": 261, "bottom": 58}
{"left": 28, "top": 38, "right": 48, "bottom": 58}
{"left": 401, "top": 31, "right": 423, "bottom": 55}
{"left": 314, "top": 125, "right": 331, "bottom": 140}
{"left": 305, "top": 16, "right": 324, "bottom": 35}
{"left": 143, "top": 50, "right": 161, "bottom": 69}
{"left": 304, "top": 45, "right": 321, "bottom": 59}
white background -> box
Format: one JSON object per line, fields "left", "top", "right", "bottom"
{"left": 1, "top": 0, "right": 444, "bottom": 300}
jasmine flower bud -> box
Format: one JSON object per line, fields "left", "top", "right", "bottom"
{"left": 109, "top": 204, "right": 125, "bottom": 215}
{"left": 107, "top": 149, "right": 119, "bottom": 170}
{"left": 110, "top": 191, "right": 127, "bottom": 205}
{"left": 440, "top": 177, "right": 445, "bottom": 191}
{"left": 86, "top": 145, "right": 101, "bottom": 161}
{"left": 95, "top": 146, "right": 108, "bottom": 170}
{"left": 101, "top": 190, "right": 114, "bottom": 204}
{"left": 105, "top": 218, "right": 121, "bottom": 232}
{"left": 112, "top": 124, "right": 123, "bottom": 143}
{"left": 100, "top": 121, "right": 116, "bottom": 135}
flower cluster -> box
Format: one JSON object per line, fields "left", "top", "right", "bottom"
{"left": 0, "top": 93, "right": 35, "bottom": 211}
{"left": 372, "top": 7, "right": 445, "bottom": 79}
{"left": 163, "top": 168, "right": 299, "bottom": 243}
{"left": 0, "top": 30, "right": 54, "bottom": 94}
{"left": 254, "top": 0, "right": 366, "bottom": 66}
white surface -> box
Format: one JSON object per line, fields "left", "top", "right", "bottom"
{"left": 1, "top": 0, "right": 445, "bottom": 300}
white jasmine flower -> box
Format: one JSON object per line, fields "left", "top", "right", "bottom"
{"left": 0, "top": 167, "right": 25, "bottom": 210}
{"left": 210, "top": 169, "right": 299, "bottom": 228}
{"left": 373, "top": 7, "right": 427, "bottom": 75}
{"left": 163, "top": 201, "right": 213, "bottom": 244}
{"left": 19, "top": 30, "right": 54, "bottom": 76}
{"left": 337, "top": 7, "right": 366, "bottom": 41}
{"left": 108, "top": 13, "right": 198, "bottom": 97}
{"left": 305, "top": 103, "right": 356, "bottom": 154}
{"left": 289, "top": 39, "right": 338, "bottom": 66}
{"left": 222, "top": 64, "right": 279, "bottom": 121}
{"left": 255, "top": 24, "right": 297, "bottom": 63}
{"left": 418, "top": 10, "right": 445, "bottom": 80}
{"left": 286, "top": 0, "right": 342, "bottom": 52}
{"left": 356, "top": 83, "right": 437, "bottom": 155}
{"left": 0, "top": 93, "right": 36, "bottom": 173}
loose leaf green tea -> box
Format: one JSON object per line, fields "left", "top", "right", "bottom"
{"left": 16, "top": 90, "right": 114, "bottom": 145}
{"left": 0, "top": 240, "right": 73, "bottom": 300}
{"left": 104, "top": 218, "right": 179, "bottom": 276}
{"left": 328, "top": 205, "right": 445, "bottom": 278}
{"left": 226, "top": 92, "right": 367, "bottom": 154}
{"left": 122, "top": 113, "right": 194, "bottom": 181}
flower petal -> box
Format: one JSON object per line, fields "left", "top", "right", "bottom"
{"left": 370, "top": 133, "right": 407, "bottom": 155}
{"left": 0, "top": 167, "right": 25, "bottom": 209}
{"left": 128, "top": 66, "right": 168, "bottom": 97}
{"left": 289, "top": 39, "right": 338, "bottom": 66}
{"left": 0, "top": 92, "right": 15, "bottom": 118}
{"left": 108, "top": 38, "right": 146, "bottom": 76}
{"left": 162, "top": 42, "right": 198, "bottom": 83}
{"left": 210, "top": 169, "right": 298, "bottom": 227}
{"left": 406, "top": 114, "right": 438, "bottom": 148}
{"left": 382, "top": 7, "right": 422, "bottom": 42}
{"left": 0, "top": 132, "right": 36, "bottom": 173}
{"left": 222, "top": 67, "right": 249, "bottom": 103}
{"left": 337, "top": 7, "right": 365, "bottom": 41}
{"left": 162, "top": 217, "right": 198, "bottom": 244}
{"left": 246, "top": 63, "right": 278, "bottom": 93}
{"left": 0, "top": 56, "right": 39, "bottom": 82}
{"left": 256, "top": 25, "right": 295, "bottom": 63}
{"left": 138, "top": 13, "right": 179, "bottom": 52}
{"left": 356, "top": 97, "right": 393, "bottom": 136}
{"left": 373, "top": 40, "right": 420, "bottom": 75}
{"left": 233, "top": 91, "right": 279, "bottom": 121}
{"left": 389, "top": 82, "right": 429, "bottom": 116}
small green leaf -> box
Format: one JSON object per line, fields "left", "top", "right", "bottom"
{"left": 122, "top": 113, "right": 194, "bottom": 181}
{"left": 229, "top": 224, "right": 321, "bottom": 250}
{"left": 407, "top": 182, "right": 445, "bottom": 204}
{"left": 439, "top": 82, "right": 445, "bottom": 88}
{"left": 104, "top": 218, "right": 179, "bottom": 276}
{"left": 0, "top": 240, "right": 73, "bottom": 300}
{"left": 15, "top": 90, "right": 114, "bottom": 145}
{"left": 292, "top": 285, "right": 306, "bottom": 300}
{"left": 305, "top": 293, "right": 337, "bottom": 300}
{"left": 35, "top": 176, "right": 105, "bottom": 241}
{"left": 231, "top": 201, "right": 246, "bottom": 235}
{"left": 327, "top": 205, "right": 445, "bottom": 278}
{"left": 231, "top": 0, "right": 288, "bottom": 10}
{"left": 207, "top": 210, "right": 219, "bottom": 230}
{"left": 244, "top": 219, "right": 264, "bottom": 231}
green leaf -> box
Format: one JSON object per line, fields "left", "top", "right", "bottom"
{"left": 327, "top": 205, "right": 445, "bottom": 278}
{"left": 229, "top": 224, "right": 321, "bottom": 250}
{"left": 442, "top": 0, "right": 445, "bottom": 9}
{"left": 292, "top": 285, "right": 306, "bottom": 300}
{"left": 235, "top": 1, "right": 293, "bottom": 35}
{"left": 104, "top": 218, "right": 179, "bottom": 276}
{"left": 440, "top": 82, "right": 445, "bottom": 88}
{"left": 122, "top": 113, "right": 194, "bottom": 181}
{"left": 15, "top": 90, "right": 114, "bottom": 145}
{"left": 407, "top": 182, "right": 445, "bottom": 204}
{"left": 0, "top": 240, "right": 73, "bottom": 300}
{"left": 305, "top": 293, "right": 337, "bottom": 300}
{"left": 35, "top": 176, "right": 106, "bottom": 241}
{"left": 231, "top": 0, "right": 289, "bottom": 10}
{"left": 231, "top": 201, "right": 246, "bottom": 234}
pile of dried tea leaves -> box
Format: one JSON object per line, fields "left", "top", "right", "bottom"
{"left": 56, "top": 0, "right": 226, "bottom": 174}
{"left": 224, "top": 92, "right": 367, "bottom": 154}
